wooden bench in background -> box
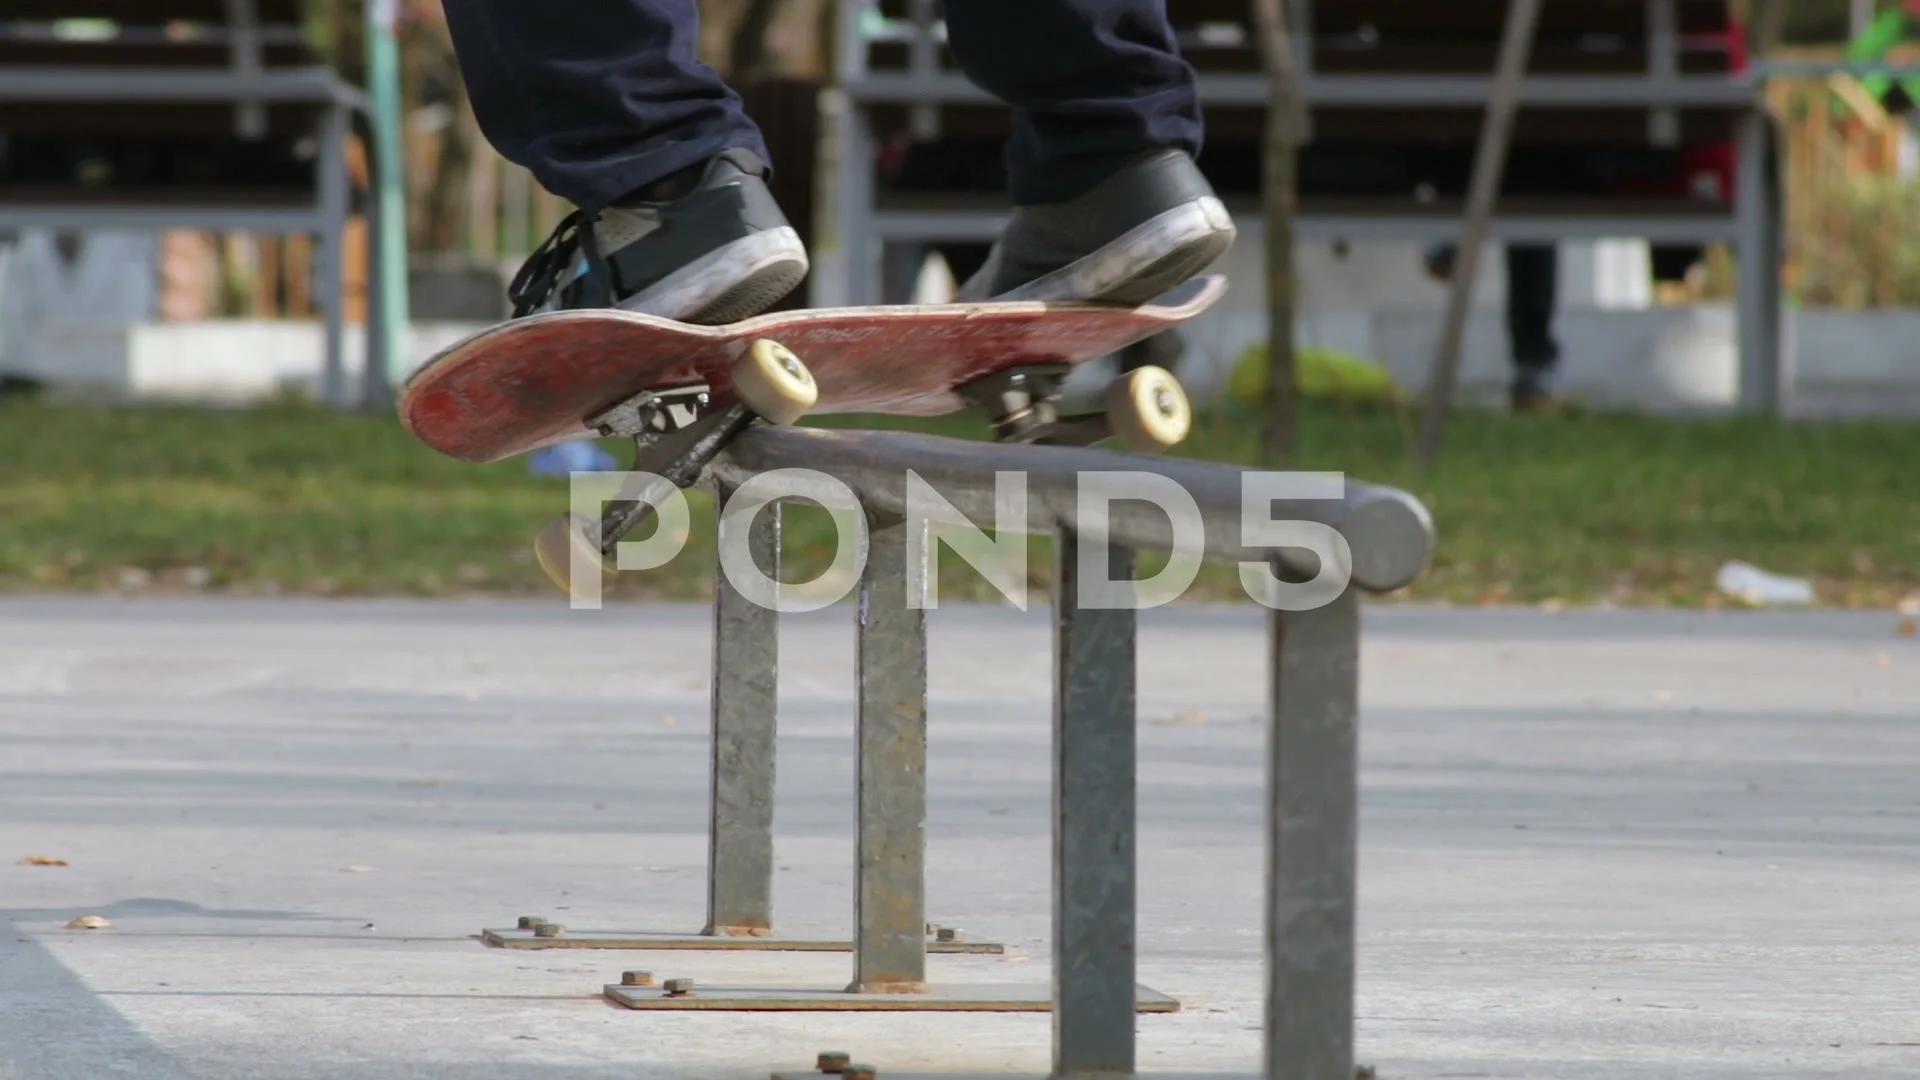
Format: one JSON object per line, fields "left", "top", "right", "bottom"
{"left": 826, "top": 0, "right": 1784, "bottom": 411}
{"left": 0, "top": 0, "right": 367, "bottom": 400}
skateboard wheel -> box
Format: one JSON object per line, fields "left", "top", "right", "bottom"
{"left": 1105, "top": 365, "right": 1191, "bottom": 453}
{"left": 533, "top": 513, "right": 615, "bottom": 601}
{"left": 732, "top": 339, "right": 817, "bottom": 426}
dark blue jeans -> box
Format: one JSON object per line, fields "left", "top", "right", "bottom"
{"left": 1503, "top": 243, "right": 1559, "bottom": 375}
{"left": 441, "top": 0, "right": 1202, "bottom": 213}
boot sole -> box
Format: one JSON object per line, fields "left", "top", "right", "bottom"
{"left": 618, "top": 227, "right": 810, "bottom": 325}
{"left": 988, "top": 197, "right": 1237, "bottom": 307}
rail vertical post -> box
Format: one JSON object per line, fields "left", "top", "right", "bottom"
{"left": 1264, "top": 578, "right": 1362, "bottom": 1078}
{"left": 704, "top": 489, "right": 782, "bottom": 938}
{"left": 1052, "top": 529, "right": 1139, "bottom": 1078}
{"left": 848, "top": 509, "right": 931, "bottom": 993}
{"left": 363, "top": 0, "right": 410, "bottom": 406}
{"left": 314, "top": 103, "right": 349, "bottom": 407}
{"left": 1735, "top": 107, "right": 1784, "bottom": 415}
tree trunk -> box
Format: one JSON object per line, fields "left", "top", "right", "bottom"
{"left": 730, "top": 0, "right": 786, "bottom": 80}
{"left": 1415, "top": 0, "right": 1541, "bottom": 468}
{"left": 1249, "top": 0, "right": 1307, "bottom": 466}
{"left": 1749, "top": 0, "right": 1789, "bottom": 59}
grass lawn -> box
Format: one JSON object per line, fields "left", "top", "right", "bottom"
{"left": 1, "top": 396, "right": 1917, "bottom": 607}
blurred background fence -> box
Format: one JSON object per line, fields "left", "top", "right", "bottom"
{"left": 151, "top": 1, "right": 1920, "bottom": 327}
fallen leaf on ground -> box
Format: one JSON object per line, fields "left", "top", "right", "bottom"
{"left": 1151, "top": 709, "right": 1209, "bottom": 726}
{"left": 1899, "top": 617, "right": 1917, "bottom": 637}
{"left": 65, "top": 915, "right": 109, "bottom": 929}
{"left": 361, "top": 923, "right": 377, "bottom": 931}
{"left": 20, "top": 855, "right": 68, "bottom": 867}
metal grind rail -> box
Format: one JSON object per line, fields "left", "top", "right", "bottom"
{"left": 514, "top": 424, "right": 1434, "bottom": 1078}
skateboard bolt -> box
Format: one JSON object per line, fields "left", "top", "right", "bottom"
{"left": 619, "top": 970, "right": 654, "bottom": 987}
{"left": 816, "top": 1052, "right": 851, "bottom": 1072}
{"left": 935, "top": 928, "right": 964, "bottom": 944}
{"left": 532, "top": 922, "right": 566, "bottom": 938}
{"left": 516, "top": 916, "right": 546, "bottom": 930}
{"left": 843, "top": 1065, "right": 878, "bottom": 1080}
{"left": 663, "top": 977, "right": 695, "bottom": 996}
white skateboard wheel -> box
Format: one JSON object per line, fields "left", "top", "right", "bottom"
{"left": 533, "top": 513, "right": 614, "bottom": 601}
{"left": 732, "top": 339, "right": 817, "bottom": 426}
{"left": 1105, "top": 365, "right": 1192, "bottom": 453}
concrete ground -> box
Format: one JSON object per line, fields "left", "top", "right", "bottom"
{"left": 2, "top": 598, "right": 1918, "bottom": 1079}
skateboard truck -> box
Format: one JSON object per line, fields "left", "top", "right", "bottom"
{"left": 535, "top": 340, "right": 1192, "bottom": 599}
{"left": 959, "top": 362, "right": 1192, "bottom": 452}
{"left": 534, "top": 339, "right": 819, "bottom": 600}
{"left": 588, "top": 384, "right": 717, "bottom": 440}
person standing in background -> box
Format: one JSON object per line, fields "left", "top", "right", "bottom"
{"left": 1423, "top": 241, "right": 1561, "bottom": 412}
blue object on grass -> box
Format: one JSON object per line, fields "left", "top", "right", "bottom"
{"left": 528, "top": 440, "right": 618, "bottom": 476}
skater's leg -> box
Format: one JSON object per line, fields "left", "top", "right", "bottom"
{"left": 441, "top": 0, "right": 806, "bottom": 322}
{"left": 946, "top": 0, "right": 1200, "bottom": 205}
{"left": 442, "top": 0, "right": 763, "bottom": 211}
{"left": 945, "top": 0, "right": 1232, "bottom": 304}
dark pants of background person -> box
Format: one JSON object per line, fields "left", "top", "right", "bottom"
{"left": 439, "top": 0, "right": 1203, "bottom": 214}
{"left": 1475, "top": 243, "right": 1707, "bottom": 389}
{"left": 1421, "top": 241, "right": 1562, "bottom": 385}
{"left": 1505, "top": 243, "right": 1559, "bottom": 381}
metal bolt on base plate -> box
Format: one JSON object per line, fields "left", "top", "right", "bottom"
{"left": 479, "top": 924, "right": 1004, "bottom": 953}
{"left": 775, "top": 1060, "right": 1274, "bottom": 1068}
{"left": 608, "top": 981, "right": 1178, "bottom": 1013}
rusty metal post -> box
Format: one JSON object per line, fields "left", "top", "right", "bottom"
{"left": 703, "top": 488, "right": 781, "bottom": 937}
{"left": 1052, "top": 528, "right": 1139, "bottom": 1077}
{"left": 1265, "top": 578, "right": 1362, "bottom": 1078}
{"left": 848, "top": 509, "right": 931, "bottom": 993}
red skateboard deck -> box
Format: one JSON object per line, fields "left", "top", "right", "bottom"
{"left": 400, "top": 276, "right": 1226, "bottom": 464}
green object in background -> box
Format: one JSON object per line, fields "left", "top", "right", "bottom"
{"left": 1844, "top": 7, "right": 1920, "bottom": 108}
{"left": 1228, "top": 343, "right": 1406, "bottom": 405}
{"left": 365, "top": 0, "right": 411, "bottom": 402}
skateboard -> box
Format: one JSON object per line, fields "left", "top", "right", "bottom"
{"left": 398, "top": 274, "right": 1225, "bottom": 597}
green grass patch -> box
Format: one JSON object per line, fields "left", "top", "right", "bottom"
{"left": 1, "top": 397, "right": 1916, "bottom": 606}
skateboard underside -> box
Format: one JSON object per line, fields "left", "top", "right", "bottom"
{"left": 399, "top": 276, "right": 1225, "bottom": 464}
